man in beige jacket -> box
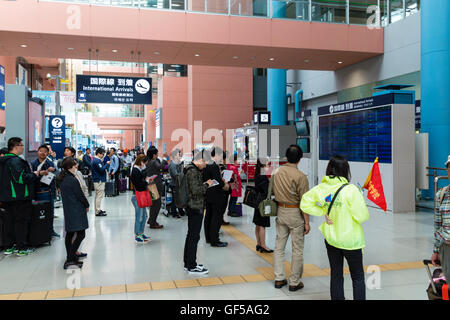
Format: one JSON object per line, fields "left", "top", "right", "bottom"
{"left": 272, "top": 145, "right": 310, "bottom": 292}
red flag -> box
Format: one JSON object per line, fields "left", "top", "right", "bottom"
{"left": 363, "top": 158, "right": 387, "bottom": 212}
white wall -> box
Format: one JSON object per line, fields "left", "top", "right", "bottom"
{"left": 287, "top": 12, "right": 421, "bottom": 103}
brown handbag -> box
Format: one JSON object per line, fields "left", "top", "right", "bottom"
{"left": 148, "top": 183, "right": 160, "bottom": 200}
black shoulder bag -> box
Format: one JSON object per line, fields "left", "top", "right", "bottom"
{"left": 327, "top": 184, "right": 349, "bottom": 215}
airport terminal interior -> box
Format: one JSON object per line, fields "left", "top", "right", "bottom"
{"left": 0, "top": 0, "right": 449, "bottom": 302}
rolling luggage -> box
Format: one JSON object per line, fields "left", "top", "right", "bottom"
{"left": 235, "top": 202, "right": 243, "bottom": 216}
{"left": 28, "top": 201, "right": 53, "bottom": 247}
{"left": 105, "top": 181, "right": 116, "bottom": 197}
{"left": 119, "top": 178, "right": 127, "bottom": 193}
{"left": 423, "top": 259, "right": 449, "bottom": 300}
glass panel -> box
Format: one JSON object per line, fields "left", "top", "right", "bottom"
{"left": 390, "top": 0, "right": 404, "bottom": 23}
{"left": 311, "top": 0, "right": 346, "bottom": 23}
{"left": 285, "top": 1, "right": 310, "bottom": 20}
{"left": 171, "top": 0, "right": 186, "bottom": 10}
{"left": 206, "top": 0, "right": 228, "bottom": 14}
{"left": 140, "top": 0, "right": 170, "bottom": 9}
{"left": 189, "top": 0, "right": 206, "bottom": 12}
{"left": 349, "top": 0, "right": 378, "bottom": 25}
{"left": 405, "top": 0, "right": 419, "bottom": 17}
{"left": 252, "top": 0, "right": 268, "bottom": 17}
{"left": 231, "top": 0, "right": 255, "bottom": 16}
{"left": 380, "top": 0, "right": 388, "bottom": 26}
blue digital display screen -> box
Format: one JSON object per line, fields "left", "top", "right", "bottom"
{"left": 319, "top": 105, "right": 392, "bottom": 163}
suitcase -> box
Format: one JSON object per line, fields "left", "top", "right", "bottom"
{"left": 423, "top": 259, "right": 449, "bottom": 300}
{"left": 105, "top": 181, "right": 116, "bottom": 197}
{"left": 235, "top": 202, "right": 243, "bottom": 216}
{"left": 119, "top": 178, "right": 127, "bottom": 193}
{"left": 28, "top": 201, "right": 53, "bottom": 247}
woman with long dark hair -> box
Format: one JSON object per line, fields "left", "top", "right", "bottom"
{"left": 300, "top": 155, "right": 369, "bottom": 300}
{"left": 130, "top": 154, "right": 154, "bottom": 243}
{"left": 58, "top": 157, "right": 90, "bottom": 269}
{"left": 253, "top": 159, "right": 273, "bottom": 253}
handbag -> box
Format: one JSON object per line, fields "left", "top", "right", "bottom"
{"left": 258, "top": 176, "right": 277, "bottom": 217}
{"left": 148, "top": 183, "right": 160, "bottom": 200}
{"left": 135, "top": 190, "right": 152, "bottom": 208}
{"left": 243, "top": 185, "right": 265, "bottom": 209}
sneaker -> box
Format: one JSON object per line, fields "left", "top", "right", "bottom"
{"left": 16, "top": 250, "right": 29, "bottom": 257}
{"left": 188, "top": 265, "right": 209, "bottom": 275}
{"left": 184, "top": 264, "right": 205, "bottom": 271}
{"left": 135, "top": 236, "right": 145, "bottom": 244}
{"left": 4, "top": 247, "right": 17, "bottom": 255}
{"left": 25, "top": 248, "right": 35, "bottom": 254}
{"left": 141, "top": 234, "right": 151, "bottom": 242}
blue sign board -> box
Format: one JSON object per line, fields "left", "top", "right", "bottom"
{"left": 415, "top": 100, "right": 421, "bottom": 130}
{"left": 76, "top": 75, "right": 152, "bottom": 105}
{"left": 49, "top": 115, "right": 66, "bottom": 159}
{"left": 0, "top": 65, "right": 5, "bottom": 110}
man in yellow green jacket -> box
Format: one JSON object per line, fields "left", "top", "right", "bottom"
{"left": 300, "top": 155, "right": 369, "bottom": 300}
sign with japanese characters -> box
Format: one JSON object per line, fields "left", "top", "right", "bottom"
{"left": 76, "top": 75, "right": 152, "bottom": 105}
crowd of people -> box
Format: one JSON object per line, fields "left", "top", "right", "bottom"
{"left": 0, "top": 136, "right": 448, "bottom": 300}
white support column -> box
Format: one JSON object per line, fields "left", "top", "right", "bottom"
{"left": 346, "top": 0, "right": 350, "bottom": 24}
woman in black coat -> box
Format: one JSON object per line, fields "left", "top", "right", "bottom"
{"left": 58, "top": 157, "right": 90, "bottom": 269}
{"left": 253, "top": 159, "right": 273, "bottom": 253}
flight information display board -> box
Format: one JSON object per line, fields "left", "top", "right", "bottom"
{"left": 319, "top": 105, "right": 392, "bottom": 163}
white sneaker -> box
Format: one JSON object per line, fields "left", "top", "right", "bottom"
{"left": 187, "top": 265, "right": 208, "bottom": 275}
{"left": 184, "top": 264, "right": 204, "bottom": 271}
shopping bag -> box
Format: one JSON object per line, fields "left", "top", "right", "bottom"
{"left": 135, "top": 190, "right": 152, "bottom": 208}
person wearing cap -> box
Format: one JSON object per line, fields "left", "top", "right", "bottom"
{"left": 431, "top": 155, "right": 450, "bottom": 282}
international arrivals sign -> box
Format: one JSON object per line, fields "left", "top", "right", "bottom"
{"left": 76, "top": 75, "right": 152, "bottom": 105}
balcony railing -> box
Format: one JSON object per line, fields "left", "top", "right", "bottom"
{"left": 40, "top": 0, "right": 420, "bottom": 26}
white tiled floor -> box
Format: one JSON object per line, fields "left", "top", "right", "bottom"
{"left": 0, "top": 190, "right": 437, "bottom": 300}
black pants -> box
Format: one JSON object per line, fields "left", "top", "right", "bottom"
{"left": 65, "top": 230, "right": 86, "bottom": 262}
{"left": 221, "top": 194, "right": 229, "bottom": 223}
{"left": 325, "top": 240, "right": 366, "bottom": 300}
{"left": 112, "top": 173, "right": 120, "bottom": 196}
{"left": 183, "top": 208, "right": 204, "bottom": 269}
{"left": 3, "top": 201, "right": 32, "bottom": 250}
{"left": 204, "top": 201, "right": 222, "bottom": 244}
{"left": 148, "top": 197, "right": 162, "bottom": 226}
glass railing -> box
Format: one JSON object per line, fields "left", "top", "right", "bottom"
{"left": 40, "top": 0, "right": 419, "bottom": 26}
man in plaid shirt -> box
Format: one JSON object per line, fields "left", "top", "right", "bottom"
{"left": 432, "top": 155, "right": 450, "bottom": 282}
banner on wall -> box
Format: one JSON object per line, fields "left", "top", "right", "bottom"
{"left": 155, "top": 109, "right": 161, "bottom": 140}
{"left": 76, "top": 75, "right": 152, "bottom": 105}
{"left": 0, "top": 65, "right": 5, "bottom": 110}
{"left": 32, "top": 91, "right": 79, "bottom": 124}
{"left": 49, "top": 115, "right": 66, "bottom": 159}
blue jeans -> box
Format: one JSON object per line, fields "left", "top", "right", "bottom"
{"left": 131, "top": 195, "right": 148, "bottom": 236}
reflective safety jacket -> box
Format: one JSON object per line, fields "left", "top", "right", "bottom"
{"left": 300, "top": 176, "right": 369, "bottom": 250}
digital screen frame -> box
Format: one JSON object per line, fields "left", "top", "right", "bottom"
{"left": 319, "top": 105, "right": 392, "bottom": 163}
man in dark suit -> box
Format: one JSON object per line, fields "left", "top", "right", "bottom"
{"left": 203, "top": 147, "right": 229, "bottom": 247}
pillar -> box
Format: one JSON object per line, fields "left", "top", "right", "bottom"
{"left": 421, "top": 0, "right": 450, "bottom": 196}
{"left": 267, "top": 1, "right": 286, "bottom": 126}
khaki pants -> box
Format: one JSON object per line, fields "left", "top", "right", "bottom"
{"left": 94, "top": 182, "right": 105, "bottom": 214}
{"left": 274, "top": 207, "right": 305, "bottom": 286}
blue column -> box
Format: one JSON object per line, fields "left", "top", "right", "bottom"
{"left": 267, "top": 1, "right": 286, "bottom": 126}
{"left": 421, "top": 0, "right": 450, "bottom": 197}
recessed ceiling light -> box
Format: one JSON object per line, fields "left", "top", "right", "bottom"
{"left": 20, "top": 44, "right": 27, "bottom": 48}
{"left": 112, "top": 49, "right": 118, "bottom": 53}
{"left": 338, "top": 61, "right": 343, "bottom": 64}
{"left": 67, "top": 47, "right": 74, "bottom": 50}
{"left": 269, "top": 58, "right": 275, "bottom": 61}
{"left": 154, "top": 51, "right": 160, "bottom": 55}
{"left": 194, "top": 54, "right": 200, "bottom": 57}
{"left": 304, "top": 59, "right": 309, "bottom": 63}
{"left": 233, "top": 56, "right": 238, "bottom": 59}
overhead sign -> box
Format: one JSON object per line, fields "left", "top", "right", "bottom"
{"left": 76, "top": 75, "right": 152, "bottom": 105}
{"left": 0, "top": 65, "right": 4, "bottom": 110}
{"left": 49, "top": 115, "right": 66, "bottom": 159}
{"left": 253, "top": 111, "right": 271, "bottom": 125}
{"left": 318, "top": 94, "right": 395, "bottom": 117}
{"left": 415, "top": 100, "right": 421, "bottom": 130}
